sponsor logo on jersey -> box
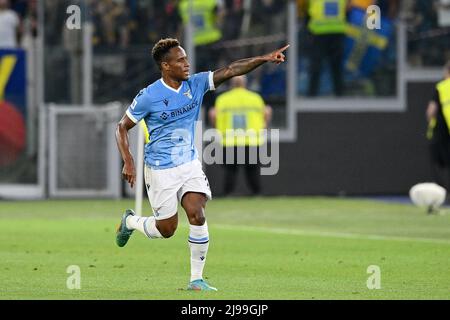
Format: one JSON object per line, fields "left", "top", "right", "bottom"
{"left": 159, "top": 102, "right": 198, "bottom": 120}
{"left": 160, "top": 112, "right": 169, "bottom": 120}
{"left": 170, "top": 102, "right": 198, "bottom": 118}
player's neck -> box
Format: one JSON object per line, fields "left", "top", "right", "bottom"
{"left": 161, "top": 75, "right": 183, "bottom": 91}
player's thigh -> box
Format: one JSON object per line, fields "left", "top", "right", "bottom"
{"left": 178, "top": 160, "right": 212, "bottom": 224}
{"left": 145, "top": 165, "right": 180, "bottom": 220}
{"left": 177, "top": 159, "right": 212, "bottom": 201}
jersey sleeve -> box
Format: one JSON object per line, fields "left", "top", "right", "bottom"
{"left": 191, "top": 71, "right": 215, "bottom": 94}
{"left": 126, "top": 89, "right": 150, "bottom": 124}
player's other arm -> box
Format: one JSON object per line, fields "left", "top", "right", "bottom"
{"left": 426, "top": 101, "right": 437, "bottom": 122}
{"left": 115, "top": 114, "right": 137, "bottom": 188}
{"left": 208, "top": 107, "right": 217, "bottom": 127}
{"left": 212, "top": 44, "right": 289, "bottom": 88}
{"left": 426, "top": 90, "right": 440, "bottom": 122}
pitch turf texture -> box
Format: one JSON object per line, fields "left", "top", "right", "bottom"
{"left": 1, "top": 197, "right": 450, "bottom": 300}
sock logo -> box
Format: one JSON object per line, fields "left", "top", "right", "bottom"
{"left": 200, "top": 256, "right": 205, "bottom": 261}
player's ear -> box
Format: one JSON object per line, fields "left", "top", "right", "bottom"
{"left": 161, "top": 61, "right": 170, "bottom": 72}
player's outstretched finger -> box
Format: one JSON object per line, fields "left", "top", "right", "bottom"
{"left": 278, "top": 44, "right": 290, "bottom": 53}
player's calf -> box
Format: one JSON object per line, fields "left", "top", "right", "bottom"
{"left": 155, "top": 216, "right": 178, "bottom": 238}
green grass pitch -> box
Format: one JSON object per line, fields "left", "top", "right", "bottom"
{"left": 0, "top": 197, "right": 449, "bottom": 300}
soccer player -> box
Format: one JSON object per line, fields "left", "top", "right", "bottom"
{"left": 115, "top": 38, "right": 288, "bottom": 291}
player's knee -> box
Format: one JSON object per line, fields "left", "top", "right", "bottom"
{"left": 188, "top": 210, "right": 205, "bottom": 226}
{"left": 156, "top": 216, "right": 178, "bottom": 238}
{"left": 158, "top": 225, "right": 177, "bottom": 238}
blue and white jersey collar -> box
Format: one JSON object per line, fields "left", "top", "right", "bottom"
{"left": 160, "top": 78, "right": 183, "bottom": 94}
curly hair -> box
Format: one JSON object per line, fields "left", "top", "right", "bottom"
{"left": 151, "top": 38, "right": 180, "bottom": 69}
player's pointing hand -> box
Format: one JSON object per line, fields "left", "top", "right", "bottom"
{"left": 265, "top": 44, "right": 290, "bottom": 65}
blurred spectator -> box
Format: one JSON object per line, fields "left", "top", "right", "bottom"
{"left": 178, "top": 0, "right": 224, "bottom": 46}
{"left": 179, "top": 0, "right": 225, "bottom": 71}
{"left": 259, "top": 0, "right": 285, "bottom": 35}
{"left": 209, "top": 75, "right": 272, "bottom": 196}
{"left": 91, "top": 0, "right": 131, "bottom": 48}
{"left": 377, "top": 0, "right": 400, "bottom": 19}
{"left": 24, "top": 0, "right": 37, "bottom": 39}
{"left": 222, "top": 0, "right": 244, "bottom": 40}
{"left": 305, "top": 0, "right": 349, "bottom": 97}
{"left": 0, "top": 0, "right": 22, "bottom": 48}
{"left": 162, "top": 0, "right": 183, "bottom": 39}
{"left": 349, "top": 0, "right": 373, "bottom": 10}
{"left": 426, "top": 60, "right": 450, "bottom": 191}
{"left": 437, "top": 0, "right": 450, "bottom": 26}
{"left": 407, "top": 0, "right": 450, "bottom": 67}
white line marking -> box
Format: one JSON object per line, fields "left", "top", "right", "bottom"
{"left": 213, "top": 224, "right": 450, "bottom": 245}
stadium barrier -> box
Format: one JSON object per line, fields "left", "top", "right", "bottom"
{"left": 47, "top": 103, "right": 122, "bottom": 198}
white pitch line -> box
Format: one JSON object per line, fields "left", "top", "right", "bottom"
{"left": 213, "top": 224, "right": 450, "bottom": 245}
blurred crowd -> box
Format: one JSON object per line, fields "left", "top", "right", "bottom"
{"left": 405, "top": 0, "right": 450, "bottom": 67}
{"left": 295, "top": 0, "right": 449, "bottom": 97}
{"left": 0, "top": 0, "right": 37, "bottom": 49}
{"left": 296, "top": 0, "right": 400, "bottom": 97}
{"left": 40, "top": 0, "right": 288, "bottom": 105}
{"left": 2, "top": 0, "right": 449, "bottom": 103}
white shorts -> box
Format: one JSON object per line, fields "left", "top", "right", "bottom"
{"left": 144, "top": 159, "right": 212, "bottom": 220}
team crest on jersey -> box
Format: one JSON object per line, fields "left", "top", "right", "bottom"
{"left": 183, "top": 89, "right": 192, "bottom": 99}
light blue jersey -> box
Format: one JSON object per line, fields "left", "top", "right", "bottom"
{"left": 126, "top": 71, "right": 215, "bottom": 169}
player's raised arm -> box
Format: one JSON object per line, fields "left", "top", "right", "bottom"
{"left": 212, "top": 44, "right": 289, "bottom": 88}
{"left": 115, "top": 114, "right": 137, "bottom": 188}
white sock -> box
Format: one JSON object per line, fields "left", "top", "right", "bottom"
{"left": 188, "top": 222, "right": 209, "bottom": 282}
{"left": 126, "top": 215, "right": 163, "bottom": 239}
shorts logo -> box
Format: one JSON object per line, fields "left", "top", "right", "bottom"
{"left": 153, "top": 208, "right": 161, "bottom": 217}
{"left": 160, "top": 112, "right": 169, "bottom": 120}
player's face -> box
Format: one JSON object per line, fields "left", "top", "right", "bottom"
{"left": 164, "top": 46, "right": 190, "bottom": 81}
